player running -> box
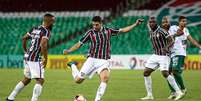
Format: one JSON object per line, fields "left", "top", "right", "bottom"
{"left": 162, "top": 16, "right": 201, "bottom": 99}
{"left": 6, "top": 13, "right": 55, "bottom": 101}
{"left": 141, "top": 17, "right": 184, "bottom": 100}
{"left": 63, "top": 16, "right": 143, "bottom": 101}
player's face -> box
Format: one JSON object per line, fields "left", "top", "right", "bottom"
{"left": 149, "top": 19, "right": 157, "bottom": 30}
{"left": 92, "top": 21, "right": 102, "bottom": 31}
{"left": 162, "top": 19, "right": 170, "bottom": 30}
{"left": 48, "top": 17, "right": 55, "bottom": 31}
{"left": 179, "top": 19, "right": 187, "bottom": 27}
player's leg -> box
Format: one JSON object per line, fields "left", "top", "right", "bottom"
{"left": 141, "top": 55, "right": 157, "bottom": 100}
{"left": 30, "top": 61, "right": 44, "bottom": 101}
{"left": 6, "top": 61, "right": 32, "bottom": 101}
{"left": 161, "top": 70, "right": 184, "bottom": 100}
{"left": 95, "top": 68, "right": 110, "bottom": 101}
{"left": 68, "top": 58, "right": 94, "bottom": 84}
{"left": 159, "top": 56, "right": 184, "bottom": 100}
{"left": 31, "top": 78, "right": 44, "bottom": 101}
{"left": 6, "top": 77, "right": 31, "bottom": 101}
{"left": 172, "top": 56, "right": 186, "bottom": 92}
{"left": 141, "top": 67, "right": 154, "bottom": 100}
{"left": 167, "top": 57, "right": 176, "bottom": 99}
{"left": 67, "top": 62, "right": 80, "bottom": 80}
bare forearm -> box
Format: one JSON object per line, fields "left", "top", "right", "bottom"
{"left": 191, "top": 40, "right": 201, "bottom": 48}
{"left": 41, "top": 46, "right": 48, "bottom": 60}
{"left": 68, "top": 43, "right": 81, "bottom": 53}
{"left": 120, "top": 23, "right": 138, "bottom": 33}
{"left": 119, "top": 19, "right": 143, "bottom": 33}
{"left": 22, "top": 39, "right": 27, "bottom": 53}
{"left": 188, "top": 35, "right": 201, "bottom": 48}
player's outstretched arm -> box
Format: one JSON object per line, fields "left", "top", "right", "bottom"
{"left": 119, "top": 19, "right": 143, "bottom": 33}
{"left": 187, "top": 35, "right": 201, "bottom": 49}
{"left": 41, "top": 38, "right": 48, "bottom": 68}
{"left": 63, "top": 42, "right": 82, "bottom": 55}
{"left": 22, "top": 34, "right": 30, "bottom": 53}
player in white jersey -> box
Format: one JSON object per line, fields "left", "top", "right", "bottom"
{"left": 162, "top": 16, "right": 201, "bottom": 99}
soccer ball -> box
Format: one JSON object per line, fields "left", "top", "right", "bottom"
{"left": 74, "top": 94, "right": 87, "bottom": 101}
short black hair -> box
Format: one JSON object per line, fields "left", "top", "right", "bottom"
{"left": 92, "top": 16, "right": 102, "bottom": 23}
{"left": 179, "top": 16, "right": 186, "bottom": 22}
{"left": 44, "top": 13, "right": 54, "bottom": 18}
{"left": 149, "top": 16, "right": 156, "bottom": 20}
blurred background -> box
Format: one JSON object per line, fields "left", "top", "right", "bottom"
{"left": 0, "top": 0, "right": 200, "bottom": 69}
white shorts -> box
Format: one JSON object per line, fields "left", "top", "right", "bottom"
{"left": 24, "top": 61, "right": 44, "bottom": 79}
{"left": 145, "top": 54, "right": 170, "bottom": 71}
{"left": 78, "top": 57, "right": 110, "bottom": 79}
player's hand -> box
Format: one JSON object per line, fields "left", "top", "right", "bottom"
{"left": 135, "top": 19, "right": 144, "bottom": 25}
{"left": 63, "top": 49, "right": 70, "bottom": 55}
{"left": 42, "top": 59, "right": 47, "bottom": 68}
{"left": 162, "top": 47, "right": 169, "bottom": 53}
{"left": 176, "top": 29, "right": 184, "bottom": 36}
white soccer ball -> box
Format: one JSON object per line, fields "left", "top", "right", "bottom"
{"left": 74, "top": 94, "right": 87, "bottom": 101}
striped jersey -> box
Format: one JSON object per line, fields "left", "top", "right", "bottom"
{"left": 149, "top": 26, "right": 170, "bottom": 56}
{"left": 79, "top": 27, "right": 120, "bottom": 60}
{"left": 26, "top": 26, "right": 51, "bottom": 62}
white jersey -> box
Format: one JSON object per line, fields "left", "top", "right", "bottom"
{"left": 168, "top": 25, "right": 190, "bottom": 57}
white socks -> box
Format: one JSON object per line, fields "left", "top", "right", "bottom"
{"left": 8, "top": 81, "right": 25, "bottom": 100}
{"left": 71, "top": 64, "right": 79, "bottom": 79}
{"left": 167, "top": 75, "right": 181, "bottom": 93}
{"left": 144, "top": 76, "right": 153, "bottom": 96}
{"left": 31, "top": 84, "right": 43, "bottom": 101}
{"left": 95, "top": 82, "right": 107, "bottom": 101}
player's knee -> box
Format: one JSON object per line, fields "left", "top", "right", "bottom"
{"left": 75, "top": 80, "right": 82, "bottom": 84}
{"left": 143, "top": 69, "right": 151, "bottom": 77}
{"left": 162, "top": 71, "right": 169, "bottom": 78}
{"left": 101, "top": 75, "right": 109, "bottom": 83}
{"left": 75, "top": 78, "right": 84, "bottom": 84}
{"left": 22, "top": 78, "right": 31, "bottom": 85}
{"left": 36, "top": 78, "right": 45, "bottom": 85}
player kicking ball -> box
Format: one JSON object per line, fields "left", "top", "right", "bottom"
{"left": 63, "top": 16, "right": 143, "bottom": 101}
{"left": 6, "top": 14, "right": 55, "bottom": 101}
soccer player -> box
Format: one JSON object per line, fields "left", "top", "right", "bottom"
{"left": 141, "top": 17, "right": 184, "bottom": 100}
{"left": 6, "top": 13, "right": 55, "bottom": 101}
{"left": 63, "top": 16, "right": 143, "bottom": 101}
{"left": 162, "top": 16, "right": 201, "bottom": 99}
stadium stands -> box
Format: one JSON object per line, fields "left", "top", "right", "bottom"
{"left": 0, "top": 0, "right": 200, "bottom": 55}
{"left": 0, "top": 16, "right": 92, "bottom": 54}
{"left": 0, "top": 14, "right": 200, "bottom": 55}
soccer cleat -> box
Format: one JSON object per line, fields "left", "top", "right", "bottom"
{"left": 174, "top": 91, "right": 184, "bottom": 100}
{"left": 168, "top": 92, "right": 176, "bottom": 99}
{"left": 141, "top": 95, "right": 154, "bottom": 100}
{"left": 67, "top": 61, "right": 78, "bottom": 67}
{"left": 5, "top": 98, "right": 14, "bottom": 101}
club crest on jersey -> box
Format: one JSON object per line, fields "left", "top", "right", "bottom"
{"left": 32, "top": 30, "right": 41, "bottom": 38}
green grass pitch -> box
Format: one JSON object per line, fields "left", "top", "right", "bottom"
{"left": 0, "top": 69, "right": 201, "bottom": 101}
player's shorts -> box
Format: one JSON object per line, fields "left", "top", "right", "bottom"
{"left": 24, "top": 60, "right": 44, "bottom": 79}
{"left": 170, "top": 55, "right": 185, "bottom": 72}
{"left": 78, "top": 57, "right": 110, "bottom": 79}
{"left": 145, "top": 54, "right": 170, "bottom": 71}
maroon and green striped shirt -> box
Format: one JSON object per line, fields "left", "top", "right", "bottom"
{"left": 79, "top": 27, "right": 120, "bottom": 60}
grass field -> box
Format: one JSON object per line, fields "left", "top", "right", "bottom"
{"left": 0, "top": 69, "right": 201, "bottom": 101}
